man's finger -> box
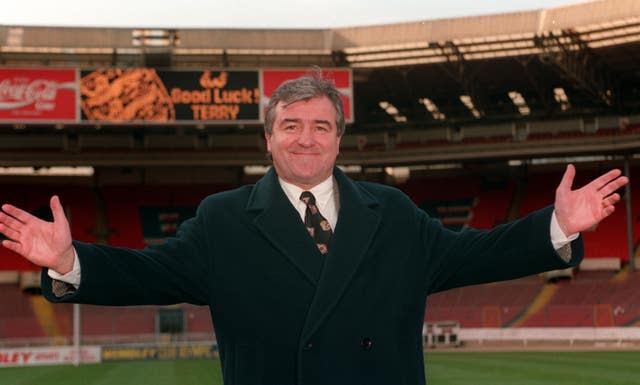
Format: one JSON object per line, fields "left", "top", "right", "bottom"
{"left": 1, "top": 239, "right": 22, "bottom": 254}
{"left": 558, "top": 164, "right": 576, "bottom": 191}
{"left": 0, "top": 211, "right": 23, "bottom": 230}
{"left": 598, "top": 175, "right": 629, "bottom": 197}
{"left": 0, "top": 223, "right": 20, "bottom": 241}
{"left": 50, "top": 195, "right": 67, "bottom": 225}
{"left": 603, "top": 193, "right": 621, "bottom": 207}
{"left": 590, "top": 169, "right": 623, "bottom": 191}
{"left": 1, "top": 204, "right": 33, "bottom": 224}
{"left": 602, "top": 205, "right": 615, "bottom": 218}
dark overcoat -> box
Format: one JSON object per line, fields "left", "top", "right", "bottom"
{"left": 43, "top": 167, "right": 583, "bottom": 385}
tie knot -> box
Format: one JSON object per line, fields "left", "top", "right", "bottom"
{"left": 300, "top": 191, "right": 316, "bottom": 206}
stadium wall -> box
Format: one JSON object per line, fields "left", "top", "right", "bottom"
{"left": 461, "top": 327, "right": 640, "bottom": 347}
{"left": 2, "top": 327, "right": 639, "bottom": 368}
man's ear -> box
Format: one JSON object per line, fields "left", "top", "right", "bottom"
{"left": 265, "top": 132, "right": 272, "bottom": 152}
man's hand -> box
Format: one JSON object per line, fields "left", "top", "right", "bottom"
{"left": 555, "top": 164, "right": 629, "bottom": 236}
{"left": 0, "top": 195, "right": 74, "bottom": 274}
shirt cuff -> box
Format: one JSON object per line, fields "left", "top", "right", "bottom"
{"left": 550, "top": 210, "right": 579, "bottom": 250}
{"left": 47, "top": 247, "right": 81, "bottom": 289}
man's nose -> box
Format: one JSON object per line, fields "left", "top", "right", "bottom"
{"left": 297, "top": 127, "right": 314, "bottom": 146}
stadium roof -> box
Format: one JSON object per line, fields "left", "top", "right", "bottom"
{"left": 0, "top": 0, "right": 639, "bottom": 171}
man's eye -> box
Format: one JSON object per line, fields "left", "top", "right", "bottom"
{"left": 285, "top": 125, "right": 297, "bottom": 131}
{"left": 316, "top": 126, "right": 329, "bottom": 132}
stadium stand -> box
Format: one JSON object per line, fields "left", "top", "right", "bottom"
{"left": 426, "top": 269, "right": 640, "bottom": 328}
{"left": 520, "top": 169, "right": 632, "bottom": 262}
{"left": 0, "top": 284, "right": 45, "bottom": 339}
{"left": 399, "top": 175, "right": 480, "bottom": 230}
{"left": 184, "top": 305, "right": 214, "bottom": 334}
{"left": 101, "top": 184, "right": 232, "bottom": 247}
{"left": 426, "top": 276, "right": 543, "bottom": 327}
{"left": 515, "top": 270, "right": 640, "bottom": 327}
{"left": 0, "top": 184, "right": 96, "bottom": 271}
{"left": 46, "top": 302, "right": 213, "bottom": 344}
{"left": 422, "top": 165, "right": 640, "bottom": 329}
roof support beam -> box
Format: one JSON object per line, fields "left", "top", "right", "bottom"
{"left": 516, "top": 56, "right": 554, "bottom": 114}
{"left": 435, "top": 41, "right": 486, "bottom": 118}
{"left": 535, "top": 30, "right": 617, "bottom": 107}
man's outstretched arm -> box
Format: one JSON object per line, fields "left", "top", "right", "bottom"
{"left": 425, "top": 164, "right": 628, "bottom": 293}
{"left": 2, "top": 193, "right": 211, "bottom": 305}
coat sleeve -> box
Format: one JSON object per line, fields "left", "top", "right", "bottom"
{"left": 421, "top": 205, "right": 583, "bottom": 295}
{"left": 41, "top": 198, "right": 213, "bottom": 306}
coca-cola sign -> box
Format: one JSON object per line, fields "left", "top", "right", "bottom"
{"left": 0, "top": 69, "right": 78, "bottom": 122}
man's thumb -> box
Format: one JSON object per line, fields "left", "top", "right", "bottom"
{"left": 558, "top": 164, "right": 576, "bottom": 191}
{"left": 50, "top": 195, "right": 67, "bottom": 224}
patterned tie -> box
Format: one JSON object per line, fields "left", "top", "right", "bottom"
{"left": 300, "top": 191, "right": 333, "bottom": 255}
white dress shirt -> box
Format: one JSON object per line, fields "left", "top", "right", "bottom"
{"left": 278, "top": 175, "right": 339, "bottom": 231}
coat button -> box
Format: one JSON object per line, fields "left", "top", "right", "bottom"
{"left": 360, "top": 337, "right": 373, "bottom": 350}
{"left": 303, "top": 341, "right": 313, "bottom": 351}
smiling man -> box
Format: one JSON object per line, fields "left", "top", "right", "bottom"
{"left": 0, "top": 72, "right": 629, "bottom": 385}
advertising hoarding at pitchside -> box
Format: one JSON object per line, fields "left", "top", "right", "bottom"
{"left": 0, "top": 346, "right": 101, "bottom": 367}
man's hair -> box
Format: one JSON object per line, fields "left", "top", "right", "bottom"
{"left": 264, "top": 71, "right": 346, "bottom": 136}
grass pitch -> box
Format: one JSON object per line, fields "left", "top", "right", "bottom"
{"left": 425, "top": 351, "right": 640, "bottom": 385}
{"left": 1, "top": 351, "right": 639, "bottom": 385}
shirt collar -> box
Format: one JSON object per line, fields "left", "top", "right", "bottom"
{"left": 278, "top": 174, "right": 334, "bottom": 206}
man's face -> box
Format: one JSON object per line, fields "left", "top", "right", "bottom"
{"left": 266, "top": 96, "right": 342, "bottom": 190}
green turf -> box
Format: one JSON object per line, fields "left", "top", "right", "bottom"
{"left": 1, "top": 351, "right": 639, "bottom": 385}
{"left": 425, "top": 351, "right": 640, "bottom": 385}
{"left": 0, "top": 359, "right": 222, "bottom": 385}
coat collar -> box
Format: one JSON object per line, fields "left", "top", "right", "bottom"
{"left": 245, "top": 166, "right": 378, "bottom": 211}
{"left": 246, "top": 167, "right": 381, "bottom": 343}
{"left": 247, "top": 167, "right": 325, "bottom": 284}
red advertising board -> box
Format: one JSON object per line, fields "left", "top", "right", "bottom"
{"left": 0, "top": 68, "right": 78, "bottom": 122}
{"left": 261, "top": 68, "right": 353, "bottom": 123}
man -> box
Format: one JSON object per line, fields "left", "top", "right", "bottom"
{"left": 0, "top": 73, "right": 629, "bottom": 385}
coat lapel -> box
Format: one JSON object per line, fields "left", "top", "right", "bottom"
{"left": 247, "top": 168, "right": 324, "bottom": 285}
{"left": 300, "top": 168, "right": 381, "bottom": 343}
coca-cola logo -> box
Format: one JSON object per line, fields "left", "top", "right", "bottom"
{"left": 0, "top": 78, "right": 76, "bottom": 110}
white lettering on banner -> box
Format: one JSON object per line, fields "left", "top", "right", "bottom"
{"left": 0, "top": 79, "right": 76, "bottom": 110}
{"left": 0, "top": 346, "right": 101, "bottom": 367}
